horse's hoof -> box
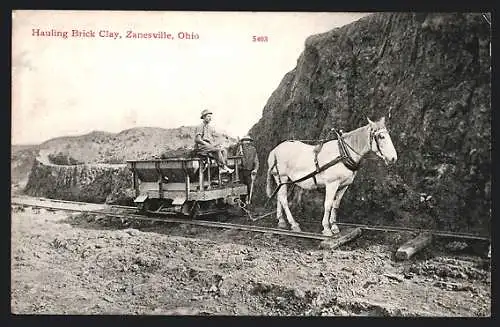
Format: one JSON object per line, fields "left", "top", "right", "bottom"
{"left": 277, "top": 221, "right": 287, "bottom": 229}
{"left": 331, "top": 225, "right": 340, "bottom": 235}
{"left": 322, "top": 229, "right": 333, "bottom": 237}
{"left": 291, "top": 225, "right": 302, "bottom": 232}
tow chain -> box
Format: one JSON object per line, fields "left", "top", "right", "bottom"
{"left": 234, "top": 198, "right": 276, "bottom": 222}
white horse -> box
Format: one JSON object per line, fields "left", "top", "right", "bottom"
{"left": 265, "top": 117, "right": 398, "bottom": 236}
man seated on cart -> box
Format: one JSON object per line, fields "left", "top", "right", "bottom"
{"left": 194, "top": 109, "right": 234, "bottom": 174}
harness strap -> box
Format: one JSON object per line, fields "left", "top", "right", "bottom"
{"left": 371, "top": 130, "right": 383, "bottom": 157}
{"left": 313, "top": 142, "right": 324, "bottom": 172}
{"left": 335, "top": 129, "right": 360, "bottom": 172}
{"left": 312, "top": 142, "right": 324, "bottom": 187}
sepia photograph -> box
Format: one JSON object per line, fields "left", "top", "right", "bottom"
{"left": 11, "top": 10, "right": 491, "bottom": 316}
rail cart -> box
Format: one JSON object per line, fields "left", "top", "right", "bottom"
{"left": 126, "top": 156, "right": 248, "bottom": 218}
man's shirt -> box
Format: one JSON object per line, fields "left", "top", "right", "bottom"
{"left": 194, "top": 122, "right": 216, "bottom": 144}
{"left": 240, "top": 143, "right": 259, "bottom": 171}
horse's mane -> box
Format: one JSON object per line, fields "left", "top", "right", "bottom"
{"left": 341, "top": 124, "right": 369, "bottom": 137}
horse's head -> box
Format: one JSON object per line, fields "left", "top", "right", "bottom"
{"left": 367, "top": 117, "right": 398, "bottom": 165}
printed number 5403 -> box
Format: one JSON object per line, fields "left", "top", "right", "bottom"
{"left": 253, "top": 36, "right": 268, "bottom": 42}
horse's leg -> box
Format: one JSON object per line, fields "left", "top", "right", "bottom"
{"left": 322, "top": 181, "right": 340, "bottom": 236}
{"left": 276, "top": 198, "right": 287, "bottom": 229}
{"left": 274, "top": 176, "right": 287, "bottom": 229}
{"left": 296, "top": 188, "right": 303, "bottom": 207}
{"left": 277, "top": 183, "right": 301, "bottom": 232}
{"left": 330, "top": 185, "right": 349, "bottom": 234}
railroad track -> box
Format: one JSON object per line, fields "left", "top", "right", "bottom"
{"left": 31, "top": 197, "right": 134, "bottom": 210}
{"left": 11, "top": 197, "right": 332, "bottom": 241}
{"left": 11, "top": 197, "right": 491, "bottom": 244}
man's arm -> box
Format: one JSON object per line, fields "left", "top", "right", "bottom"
{"left": 195, "top": 134, "right": 210, "bottom": 146}
{"left": 252, "top": 148, "right": 259, "bottom": 174}
{"left": 194, "top": 125, "right": 211, "bottom": 146}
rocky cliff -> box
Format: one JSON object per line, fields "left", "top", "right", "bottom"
{"left": 23, "top": 156, "right": 134, "bottom": 205}
{"left": 249, "top": 13, "right": 491, "bottom": 234}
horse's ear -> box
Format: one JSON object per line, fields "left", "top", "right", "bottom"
{"left": 379, "top": 116, "right": 386, "bottom": 124}
{"left": 367, "top": 117, "right": 374, "bottom": 125}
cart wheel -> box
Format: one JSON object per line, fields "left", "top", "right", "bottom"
{"left": 137, "top": 202, "right": 146, "bottom": 214}
{"left": 190, "top": 201, "right": 200, "bottom": 219}
{"left": 181, "top": 201, "right": 200, "bottom": 218}
{"left": 138, "top": 199, "right": 160, "bottom": 214}
{"left": 180, "top": 201, "right": 192, "bottom": 216}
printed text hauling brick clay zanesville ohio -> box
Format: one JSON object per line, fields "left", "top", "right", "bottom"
{"left": 31, "top": 29, "right": 199, "bottom": 40}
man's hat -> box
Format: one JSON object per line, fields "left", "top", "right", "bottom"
{"left": 200, "top": 109, "right": 213, "bottom": 119}
{"left": 241, "top": 135, "right": 253, "bottom": 142}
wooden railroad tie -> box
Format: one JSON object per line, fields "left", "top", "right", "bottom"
{"left": 395, "top": 232, "right": 433, "bottom": 261}
{"left": 319, "top": 227, "right": 363, "bottom": 250}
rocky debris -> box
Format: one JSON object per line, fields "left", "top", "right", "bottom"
{"left": 249, "top": 281, "right": 317, "bottom": 315}
{"left": 362, "top": 277, "right": 380, "bottom": 289}
{"left": 249, "top": 12, "right": 491, "bottom": 235}
{"left": 308, "top": 297, "right": 406, "bottom": 317}
{"left": 157, "top": 307, "right": 209, "bottom": 315}
{"left": 12, "top": 205, "right": 26, "bottom": 213}
{"left": 406, "top": 258, "right": 490, "bottom": 282}
{"left": 11, "top": 207, "right": 491, "bottom": 316}
{"left": 124, "top": 229, "right": 141, "bottom": 237}
{"left": 383, "top": 273, "right": 405, "bottom": 283}
{"left": 446, "top": 241, "right": 469, "bottom": 252}
{"left": 336, "top": 299, "right": 404, "bottom": 317}
{"left": 433, "top": 281, "right": 476, "bottom": 292}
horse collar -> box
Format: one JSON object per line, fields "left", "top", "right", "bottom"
{"left": 338, "top": 136, "right": 360, "bottom": 171}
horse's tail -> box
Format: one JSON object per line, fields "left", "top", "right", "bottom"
{"left": 266, "top": 150, "right": 276, "bottom": 198}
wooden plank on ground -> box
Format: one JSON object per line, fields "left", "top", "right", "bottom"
{"left": 319, "top": 227, "right": 363, "bottom": 250}
{"left": 395, "top": 232, "right": 433, "bottom": 261}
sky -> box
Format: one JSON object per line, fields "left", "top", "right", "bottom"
{"left": 12, "top": 11, "right": 370, "bottom": 145}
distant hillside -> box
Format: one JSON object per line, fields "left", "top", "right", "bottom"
{"left": 39, "top": 126, "right": 234, "bottom": 164}
{"left": 11, "top": 126, "right": 235, "bottom": 185}
{"left": 11, "top": 144, "right": 40, "bottom": 189}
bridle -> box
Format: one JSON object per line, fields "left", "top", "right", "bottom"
{"left": 369, "top": 127, "right": 387, "bottom": 158}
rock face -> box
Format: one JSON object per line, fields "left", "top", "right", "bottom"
{"left": 24, "top": 156, "right": 135, "bottom": 205}
{"left": 249, "top": 13, "right": 491, "bottom": 234}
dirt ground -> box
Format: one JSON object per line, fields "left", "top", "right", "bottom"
{"left": 11, "top": 205, "right": 491, "bottom": 316}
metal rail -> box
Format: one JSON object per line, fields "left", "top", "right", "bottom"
{"left": 11, "top": 198, "right": 490, "bottom": 242}
{"left": 332, "top": 222, "right": 490, "bottom": 241}
{"left": 31, "top": 197, "right": 133, "bottom": 210}
{"left": 11, "top": 201, "right": 332, "bottom": 241}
